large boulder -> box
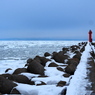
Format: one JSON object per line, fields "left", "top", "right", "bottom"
{"left": 34, "top": 56, "right": 41, "bottom": 63}
{"left": 0, "top": 76, "right": 17, "bottom": 94}
{"left": 27, "top": 58, "right": 33, "bottom": 63}
{"left": 13, "top": 68, "right": 27, "bottom": 74}
{"left": 73, "top": 53, "right": 81, "bottom": 61}
{"left": 34, "top": 56, "right": 50, "bottom": 66}
{"left": 52, "top": 51, "right": 69, "bottom": 63}
{"left": 0, "top": 74, "right": 12, "bottom": 79}
{"left": 38, "top": 56, "right": 50, "bottom": 66}
{"left": 0, "top": 74, "right": 31, "bottom": 84}
{"left": 27, "top": 60, "right": 44, "bottom": 75}
{"left": 11, "top": 74, "right": 31, "bottom": 84}
{"left": 65, "top": 59, "right": 79, "bottom": 75}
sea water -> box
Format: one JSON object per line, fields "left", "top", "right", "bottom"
{"left": 0, "top": 40, "right": 81, "bottom": 74}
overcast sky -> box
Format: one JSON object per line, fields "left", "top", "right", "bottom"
{"left": 0, "top": 0, "right": 95, "bottom": 40}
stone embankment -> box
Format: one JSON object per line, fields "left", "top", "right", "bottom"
{"left": 0, "top": 42, "right": 89, "bottom": 94}
{"left": 66, "top": 42, "right": 95, "bottom": 95}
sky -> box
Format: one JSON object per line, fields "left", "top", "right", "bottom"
{"left": 0, "top": 0, "right": 95, "bottom": 40}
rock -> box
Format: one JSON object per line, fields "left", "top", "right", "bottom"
{"left": 38, "top": 56, "right": 50, "bottom": 66}
{"left": 52, "top": 51, "right": 69, "bottom": 63}
{"left": 29, "top": 81, "right": 35, "bottom": 85}
{"left": 5, "top": 68, "right": 12, "bottom": 73}
{"left": 90, "top": 51, "right": 95, "bottom": 58}
{"left": 62, "top": 47, "right": 69, "bottom": 53}
{"left": 63, "top": 74, "right": 71, "bottom": 77}
{"left": 10, "top": 75, "right": 31, "bottom": 84}
{"left": 24, "top": 63, "right": 29, "bottom": 67}
{"left": 36, "top": 81, "right": 46, "bottom": 86}
{"left": 57, "top": 67, "right": 64, "bottom": 72}
{"left": 44, "top": 52, "right": 51, "bottom": 57}
{"left": 78, "top": 43, "right": 82, "bottom": 46}
{"left": 57, "top": 81, "right": 66, "bottom": 87}
{"left": 48, "top": 62, "right": 58, "bottom": 67}
{"left": 91, "top": 42, "right": 95, "bottom": 47}
{"left": 27, "top": 60, "right": 44, "bottom": 75}
{"left": 0, "top": 74, "right": 31, "bottom": 84}
{"left": 0, "top": 74, "right": 12, "bottom": 79}
{"left": 13, "top": 68, "right": 27, "bottom": 74}
{"left": 34, "top": 56, "right": 41, "bottom": 63}
{"left": 70, "top": 45, "right": 80, "bottom": 52}
{"left": 65, "top": 59, "right": 79, "bottom": 75}
{"left": 34, "top": 56, "right": 50, "bottom": 66}
{"left": 38, "top": 75, "right": 48, "bottom": 77}
{"left": 80, "top": 45, "right": 85, "bottom": 52}
{"left": 0, "top": 76, "right": 17, "bottom": 94}
{"left": 74, "top": 50, "right": 80, "bottom": 54}
{"left": 10, "top": 88, "right": 21, "bottom": 94}
{"left": 73, "top": 53, "right": 81, "bottom": 61}
{"left": 62, "top": 47, "right": 69, "bottom": 51}
{"left": 52, "top": 51, "right": 57, "bottom": 56}
{"left": 27, "top": 58, "right": 33, "bottom": 63}
{"left": 66, "top": 58, "right": 79, "bottom": 65}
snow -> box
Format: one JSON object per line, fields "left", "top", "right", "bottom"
{"left": 0, "top": 60, "right": 26, "bottom": 74}
{"left": 15, "top": 83, "right": 63, "bottom": 95}
{"left": 66, "top": 42, "right": 92, "bottom": 95}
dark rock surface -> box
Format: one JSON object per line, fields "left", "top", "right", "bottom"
{"left": 13, "top": 68, "right": 27, "bottom": 74}
{"left": 57, "top": 81, "right": 66, "bottom": 87}
{"left": 10, "top": 88, "right": 21, "bottom": 94}
{"left": 0, "top": 76, "right": 17, "bottom": 94}
{"left": 0, "top": 74, "right": 31, "bottom": 84}
{"left": 44, "top": 52, "right": 51, "bottom": 57}
{"left": 34, "top": 56, "right": 50, "bottom": 66}
{"left": 5, "top": 68, "right": 12, "bottom": 73}
{"left": 27, "top": 60, "right": 44, "bottom": 75}
{"left": 52, "top": 51, "right": 69, "bottom": 63}
{"left": 86, "top": 58, "right": 95, "bottom": 93}
{"left": 65, "top": 59, "right": 79, "bottom": 75}
{"left": 48, "top": 62, "right": 58, "bottom": 67}
{"left": 57, "top": 67, "right": 64, "bottom": 72}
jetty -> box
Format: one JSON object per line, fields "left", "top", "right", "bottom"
{"left": 0, "top": 31, "right": 95, "bottom": 95}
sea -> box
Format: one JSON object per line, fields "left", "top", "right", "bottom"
{"left": 0, "top": 40, "right": 85, "bottom": 74}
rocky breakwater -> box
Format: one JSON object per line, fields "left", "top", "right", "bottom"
{"left": 0, "top": 42, "right": 87, "bottom": 95}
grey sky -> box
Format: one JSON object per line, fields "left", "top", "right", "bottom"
{"left": 0, "top": 0, "right": 95, "bottom": 40}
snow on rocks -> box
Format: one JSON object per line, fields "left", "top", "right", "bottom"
{"left": 66, "top": 42, "right": 92, "bottom": 95}
{"left": 0, "top": 42, "right": 87, "bottom": 95}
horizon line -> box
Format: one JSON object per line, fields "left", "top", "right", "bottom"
{"left": 0, "top": 38, "right": 90, "bottom": 41}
